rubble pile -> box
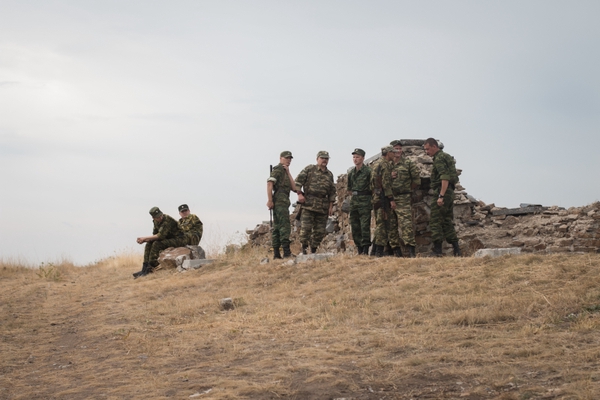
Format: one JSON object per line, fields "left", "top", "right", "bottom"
{"left": 247, "top": 139, "right": 600, "bottom": 256}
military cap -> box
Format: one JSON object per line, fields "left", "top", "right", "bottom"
{"left": 390, "top": 140, "right": 402, "bottom": 147}
{"left": 178, "top": 204, "right": 189, "bottom": 212}
{"left": 381, "top": 145, "right": 397, "bottom": 154}
{"left": 280, "top": 150, "right": 293, "bottom": 158}
{"left": 149, "top": 206, "right": 163, "bottom": 218}
{"left": 317, "top": 150, "right": 330, "bottom": 159}
{"left": 352, "top": 148, "right": 366, "bottom": 157}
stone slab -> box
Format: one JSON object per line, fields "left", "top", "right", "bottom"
{"left": 474, "top": 248, "right": 522, "bottom": 258}
{"left": 295, "top": 253, "right": 336, "bottom": 264}
{"left": 182, "top": 259, "right": 215, "bottom": 270}
{"left": 491, "top": 206, "right": 547, "bottom": 216}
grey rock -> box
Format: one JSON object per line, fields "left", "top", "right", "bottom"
{"left": 474, "top": 248, "right": 522, "bottom": 258}
{"left": 260, "top": 257, "right": 270, "bottom": 264}
{"left": 181, "top": 259, "right": 214, "bottom": 270}
{"left": 295, "top": 253, "right": 336, "bottom": 263}
{"left": 219, "top": 298, "right": 234, "bottom": 310}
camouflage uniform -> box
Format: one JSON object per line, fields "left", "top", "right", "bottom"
{"left": 391, "top": 156, "right": 421, "bottom": 247}
{"left": 295, "top": 164, "right": 336, "bottom": 250}
{"left": 430, "top": 149, "right": 459, "bottom": 244}
{"left": 347, "top": 164, "right": 372, "bottom": 248}
{"left": 144, "top": 214, "right": 186, "bottom": 267}
{"left": 370, "top": 157, "right": 399, "bottom": 248}
{"left": 267, "top": 163, "right": 293, "bottom": 249}
{"left": 178, "top": 214, "right": 203, "bottom": 245}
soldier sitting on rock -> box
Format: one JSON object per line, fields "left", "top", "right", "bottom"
{"left": 177, "top": 204, "right": 203, "bottom": 246}
{"left": 133, "top": 207, "right": 186, "bottom": 279}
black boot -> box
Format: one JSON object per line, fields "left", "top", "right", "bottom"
{"left": 375, "top": 245, "right": 384, "bottom": 258}
{"left": 311, "top": 247, "right": 318, "bottom": 254}
{"left": 357, "top": 246, "right": 364, "bottom": 255}
{"left": 273, "top": 247, "right": 283, "bottom": 259}
{"left": 133, "top": 262, "right": 148, "bottom": 279}
{"left": 432, "top": 241, "right": 443, "bottom": 257}
{"left": 363, "top": 245, "right": 371, "bottom": 255}
{"left": 452, "top": 242, "right": 462, "bottom": 257}
{"left": 137, "top": 262, "right": 154, "bottom": 278}
{"left": 393, "top": 247, "right": 403, "bottom": 257}
{"left": 407, "top": 245, "right": 416, "bottom": 258}
{"left": 369, "top": 245, "right": 377, "bottom": 256}
{"left": 282, "top": 245, "right": 292, "bottom": 258}
{"left": 302, "top": 244, "right": 308, "bottom": 255}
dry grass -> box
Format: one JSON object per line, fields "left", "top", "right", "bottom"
{"left": 2, "top": 250, "right": 600, "bottom": 399}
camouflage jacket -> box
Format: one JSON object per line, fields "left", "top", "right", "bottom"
{"left": 267, "top": 163, "right": 292, "bottom": 207}
{"left": 391, "top": 157, "right": 421, "bottom": 196}
{"left": 347, "top": 164, "right": 372, "bottom": 209}
{"left": 431, "top": 150, "right": 458, "bottom": 192}
{"left": 179, "top": 214, "right": 203, "bottom": 243}
{"left": 295, "top": 164, "right": 336, "bottom": 214}
{"left": 153, "top": 214, "right": 184, "bottom": 240}
{"left": 370, "top": 158, "right": 394, "bottom": 199}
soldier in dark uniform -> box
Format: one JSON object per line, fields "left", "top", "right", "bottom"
{"left": 347, "top": 148, "right": 372, "bottom": 255}
{"left": 177, "top": 204, "right": 203, "bottom": 245}
{"left": 295, "top": 151, "right": 336, "bottom": 254}
{"left": 134, "top": 207, "right": 186, "bottom": 278}
{"left": 267, "top": 151, "right": 297, "bottom": 259}
{"left": 423, "top": 138, "right": 461, "bottom": 256}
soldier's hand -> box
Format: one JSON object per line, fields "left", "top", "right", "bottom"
{"left": 136, "top": 237, "right": 145, "bottom": 244}
{"left": 282, "top": 164, "right": 289, "bottom": 172}
{"left": 391, "top": 171, "right": 397, "bottom": 178}
{"left": 390, "top": 200, "right": 397, "bottom": 210}
{"left": 267, "top": 200, "right": 274, "bottom": 210}
{"left": 437, "top": 197, "right": 444, "bottom": 206}
{"left": 297, "top": 193, "right": 305, "bottom": 204}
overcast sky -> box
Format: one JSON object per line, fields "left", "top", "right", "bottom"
{"left": 1, "top": 0, "right": 599, "bottom": 265}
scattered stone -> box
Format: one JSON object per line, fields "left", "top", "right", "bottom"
{"left": 158, "top": 247, "right": 192, "bottom": 270}
{"left": 219, "top": 298, "right": 234, "bottom": 311}
{"left": 180, "top": 259, "right": 215, "bottom": 271}
{"left": 474, "top": 248, "right": 522, "bottom": 258}
{"left": 260, "top": 257, "right": 270, "bottom": 264}
{"left": 295, "top": 253, "right": 336, "bottom": 263}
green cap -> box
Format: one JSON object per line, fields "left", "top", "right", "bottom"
{"left": 178, "top": 204, "right": 189, "bottom": 212}
{"left": 149, "top": 207, "right": 163, "bottom": 218}
{"left": 280, "top": 150, "right": 293, "bottom": 158}
{"left": 317, "top": 150, "right": 330, "bottom": 159}
{"left": 390, "top": 140, "right": 402, "bottom": 147}
{"left": 352, "top": 148, "right": 365, "bottom": 157}
{"left": 381, "top": 145, "right": 397, "bottom": 154}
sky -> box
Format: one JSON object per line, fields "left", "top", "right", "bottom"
{"left": 1, "top": 0, "right": 599, "bottom": 265}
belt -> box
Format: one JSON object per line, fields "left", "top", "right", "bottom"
{"left": 352, "top": 190, "right": 372, "bottom": 196}
{"left": 393, "top": 190, "right": 411, "bottom": 196}
{"left": 306, "top": 193, "right": 328, "bottom": 199}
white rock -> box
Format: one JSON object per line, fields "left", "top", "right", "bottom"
{"left": 474, "top": 248, "right": 522, "bottom": 258}
{"left": 295, "top": 253, "right": 336, "bottom": 263}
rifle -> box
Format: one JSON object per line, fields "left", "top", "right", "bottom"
{"left": 269, "top": 164, "right": 273, "bottom": 229}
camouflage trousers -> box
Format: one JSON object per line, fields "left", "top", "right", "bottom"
{"left": 394, "top": 194, "right": 416, "bottom": 247}
{"left": 300, "top": 208, "right": 328, "bottom": 249}
{"left": 271, "top": 204, "right": 291, "bottom": 248}
{"left": 143, "top": 237, "right": 187, "bottom": 267}
{"left": 185, "top": 231, "right": 202, "bottom": 246}
{"left": 429, "top": 190, "right": 458, "bottom": 244}
{"left": 349, "top": 206, "right": 372, "bottom": 247}
{"left": 373, "top": 207, "right": 400, "bottom": 247}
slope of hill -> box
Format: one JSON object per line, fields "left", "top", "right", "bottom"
{"left": 2, "top": 251, "right": 600, "bottom": 399}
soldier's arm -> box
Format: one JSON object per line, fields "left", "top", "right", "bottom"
{"left": 267, "top": 180, "right": 275, "bottom": 209}
{"left": 283, "top": 164, "right": 298, "bottom": 193}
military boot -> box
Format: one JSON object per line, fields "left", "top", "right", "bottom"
{"left": 357, "top": 246, "right": 364, "bottom": 255}
{"left": 311, "top": 247, "right": 318, "bottom": 254}
{"left": 432, "top": 241, "right": 443, "bottom": 257}
{"left": 375, "top": 245, "right": 384, "bottom": 258}
{"left": 137, "top": 262, "right": 154, "bottom": 278}
{"left": 369, "top": 245, "right": 377, "bottom": 256}
{"left": 282, "top": 245, "right": 293, "bottom": 258}
{"left": 392, "top": 247, "right": 403, "bottom": 257}
{"left": 452, "top": 242, "right": 462, "bottom": 257}
{"left": 407, "top": 245, "right": 416, "bottom": 258}
{"left": 302, "top": 244, "right": 308, "bottom": 255}
{"left": 273, "top": 247, "right": 283, "bottom": 259}
{"left": 133, "top": 262, "right": 148, "bottom": 279}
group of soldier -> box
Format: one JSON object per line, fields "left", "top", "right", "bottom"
{"left": 267, "top": 138, "right": 461, "bottom": 259}
{"left": 133, "top": 204, "right": 203, "bottom": 278}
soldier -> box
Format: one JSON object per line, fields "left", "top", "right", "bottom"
{"left": 134, "top": 207, "right": 186, "bottom": 278}
{"left": 390, "top": 140, "right": 421, "bottom": 258}
{"left": 347, "top": 148, "right": 372, "bottom": 255}
{"left": 177, "top": 204, "right": 203, "bottom": 245}
{"left": 423, "top": 138, "right": 461, "bottom": 256}
{"left": 267, "top": 151, "right": 298, "bottom": 259}
{"left": 295, "top": 151, "right": 336, "bottom": 254}
{"left": 370, "top": 145, "right": 401, "bottom": 257}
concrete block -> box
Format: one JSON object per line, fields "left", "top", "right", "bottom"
{"left": 474, "top": 248, "right": 522, "bottom": 258}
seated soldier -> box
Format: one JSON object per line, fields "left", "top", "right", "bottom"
{"left": 133, "top": 207, "right": 186, "bottom": 278}
{"left": 177, "top": 204, "right": 203, "bottom": 245}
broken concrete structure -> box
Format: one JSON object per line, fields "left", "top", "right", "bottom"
{"left": 247, "top": 139, "right": 600, "bottom": 256}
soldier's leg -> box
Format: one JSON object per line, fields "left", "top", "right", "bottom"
{"left": 429, "top": 198, "right": 444, "bottom": 244}
{"left": 310, "top": 212, "right": 329, "bottom": 250}
{"left": 271, "top": 206, "right": 283, "bottom": 250}
{"left": 396, "top": 206, "right": 416, "bottom": 247}
{"left": 148, "top": 237, "right": 187, "bottom": 268}
{"left": 373, "top": 209, "right": 387, "bottom": 247}
{"left": 441, "top": 193, "right": 458, "bottom": 244}
{"left": 358, "top": 207, "right": 372, "bottom": 248}
{"left": 349, "top": 209, "right": 361, "bottom": 248}
{"left": 275, "top": 205, "right": 291, "bottom": 247}
{"left": 388, "top": 209, "right": 401, "bottom": 249}
{"left": 143, "top": 242, "right": 154, "bottom": 263}
{"left": 300, "top": 209, "right": 316, "bottom": 249}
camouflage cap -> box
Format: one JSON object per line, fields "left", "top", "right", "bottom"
{"left": 280, "top": 150, "right": 293, "bottom": 158}
{"left": 381, "top": 145, "right": 397, "bottom": 154}
{"left": 178, "top": 204, "right": 189, "bottom": 212}
{"left": 352, "top": 148, "right": 365, "bottom": 157}
{"left": 390, "top": 140, "right": 402, "bottom": 147}
{"left": 149, "top": 207, "right": 163, "bottom": 218}
{"left": 317, "top": 150, "right": 330, "bottom": 159}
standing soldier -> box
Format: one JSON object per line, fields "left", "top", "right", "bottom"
{"left": 423, "top": 138, "right": 461, "bottom": 256}
{"left": 177, "top": 204, "right": 203, "bottom": 245}
{"left": 347, "top": 148, "right": 372, "bottom": 255}
{"left": 295, "top": 151, "right": 336, "bottom": 254}
{"left": 134, "top": 207, "right": 186, "bottom": 278}
{"left": 267, "top": 151, "right": 297, "bottom": 259}
{"left": 370, "top": 145, "right": 401, "bottom": 257}
{"left": 390, "top": 140, "right": 421, "bottom": 258}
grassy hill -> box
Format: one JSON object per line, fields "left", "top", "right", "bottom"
{"left": 2, "top": 250, "right": 600, "bottom": 399}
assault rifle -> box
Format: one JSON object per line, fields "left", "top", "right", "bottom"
{"left": 269, "top": 164, "right": 273, "bottom": 229}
